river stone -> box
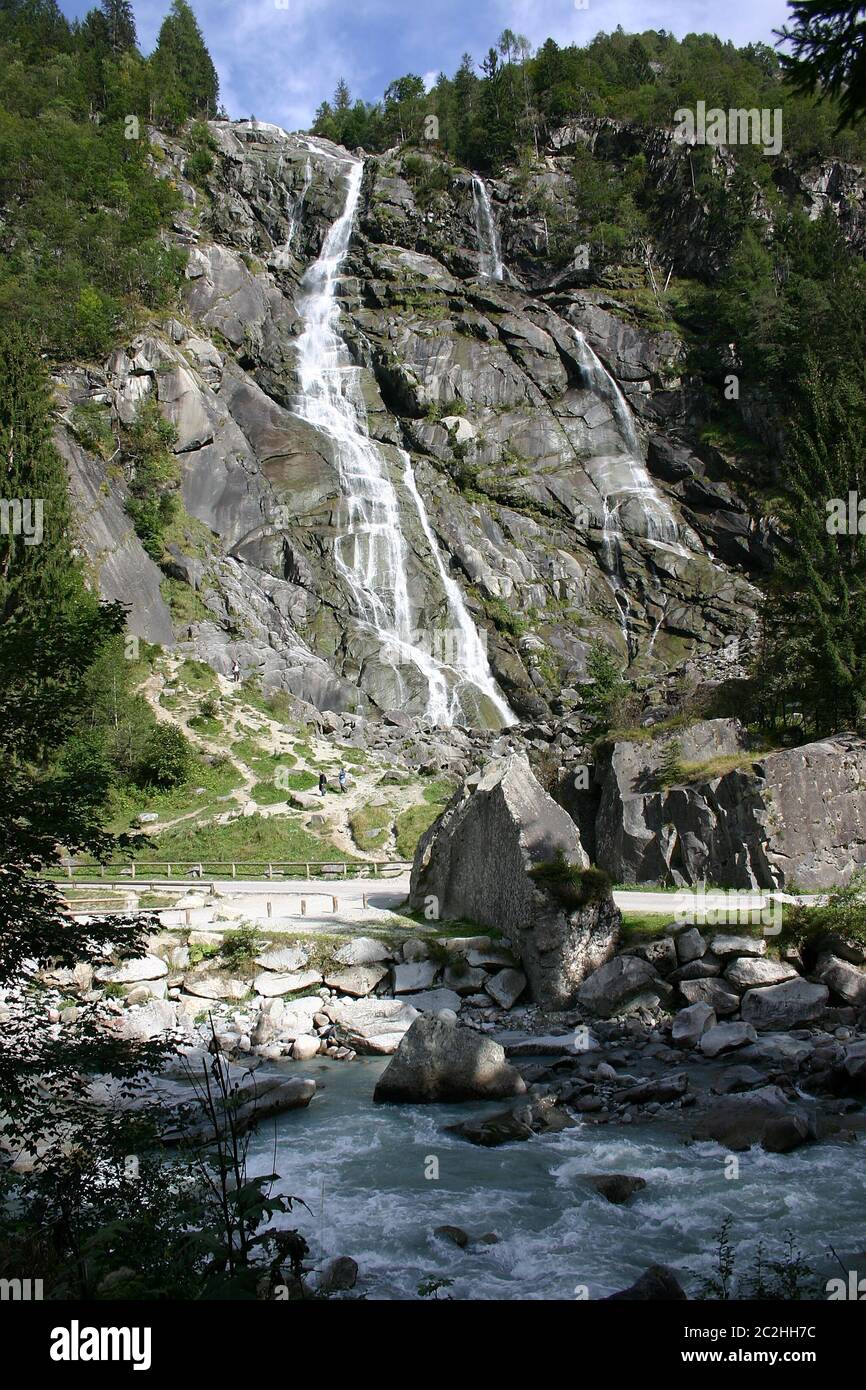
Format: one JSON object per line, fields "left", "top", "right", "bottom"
{"left": 585, "top": 1174, "right": 647, "bottom": 1205}
{"left": 401, "top": 988, "right": 462, "bottom": 1014}
{"left": 373, "top": 1016, "right": 526, "bottom": 1103}
{"left": 324, "top": 964, "right": 388, "bottom": 997}
{"left": 710, "top": 934, "right": 767, "bottom": 958}
{"left": 254, "top": 969, "right": 323, "bottom": 997}
{"left": 255, "top": 945, "right": 310, "bottom": 972}
{"left": 699, "top": 1022, "right": 757, "bottom": 1057}
{"left": 326, "top": 997, "right": 419, "bottom": 1054}
{"left": 97, "top": 955, "right": 168, "bottom": 984}
{"left": 391, "top": 961, "right": 438, "bottom": 993}
{"left": 116, "top": 999, "right": 188, "bottom": 1041}
{"left": 670, "top": 953, "right": 722, "bottom": 982}
{"left": 332, "top": 937, "right": 393, "bottom": 966}
{"left": 671, "top": 1001, "right": 716, "bottom": 1048}
{"left": 320, "top": 1256, "right": 358, "bottom": 1292}
{"left": 815, "top": 954, "right": 866, "bottom": 1006}
{"left": 678, "top": 978, "right": 740, "bottom": 1016}
{"left": 692, "top": 1085, "right": 813, "bottom": 1152}
{"left": 737, "top": 1033, "right": 813, "bottom": 1067}
{"left": 724, "top": 957, "right": 798, "bottom": 990}
{"left": 605, "top": 1265, "right": 688, "bottom": 1300}
{"left": 576, "top": 956, "right": 664, "bottom": 1018}
{"left": 409, "top": 755, "right": 621, "bottom": 1009}
{"left": 484, "top": 968, "right": 527, "bottom": 1009}
{"left": 676, "top": 928, "right": 706, "bottom": 963}
{"left": 402, "top": 939, "right": 430, "bottom": 962}
{"left": 467, "top": 946, "right": 519, "bottom": 969}
{"left": 291, "top": 1034, "right": 320, "bottom": 1061}
{"left": 182, "top": 971, "right": 249, "bottom": 1001}
{"left": 740, "top": 978, "right": 829, "bottom": 1029}
{"left": 622, "top": 938, "right": 677, "bottom": 976}
{"left": 442, "top": 964, "right": 488, "bottom": 994}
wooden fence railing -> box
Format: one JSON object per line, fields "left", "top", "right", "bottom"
{"left": 53, "top": 858, "right": 412, "bottom": 883}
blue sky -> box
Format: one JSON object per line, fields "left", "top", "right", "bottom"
{"left": 58, "top": 0, "right": 794, "bottom": 131}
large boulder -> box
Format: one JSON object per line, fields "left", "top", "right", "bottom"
{"left": 691, "top": 1086, "right": 814, "bottom": 1153}
{"left": 740, "top": 978, "right": 829, "bottom": 1029}
{"left": 577, "top": 956, "right": 667, "bottom": 1018}
{"left": 373, "top": 1016, "right": 526, "bottom": 1103}
{"left": 325, "top": 997, "right": 419, "bottom": 1055}
{"left": 409, "top": 755, "right": 620, "bottom": 1008}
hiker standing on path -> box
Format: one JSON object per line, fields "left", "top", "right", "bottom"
{"left": 231, "top": 658, "right": 240, "bottom": 683}
{"left": 338, "top": 767, "right": 347, "bottom": 793}
{"left": 318, "top": 771, "right": 328, "bottom": 797}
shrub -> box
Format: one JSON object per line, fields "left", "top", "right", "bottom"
{"left": 528, "top": 852, "right": 611, "bottom": 909}
{"left": 137, "top": 724, "right": 193, "bottom": 788}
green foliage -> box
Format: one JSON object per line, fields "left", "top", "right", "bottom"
{"left": 218, "top": 924, "right": 264, "bottom": 974}
{"left": 153, "top": 0, "right": 219, "bottom": 123}
{"left": 751, "top": 361, "right": 866, "bottom": 737}
{"left": 121, "top": 398, "right": 181, "bottom": 559}
{"left": 779, "top": 1, "right": 866, "bottom": 127}
{"left": 0, "top": 0, "right": 224, "bottom": 356}
{"left": 780, "top": 870, "right": 866, "bottom": 955}
{"left": 580, "top": 640, "right": 630, "bottom": 734}
{"left": 136, "top": 722, "right": 193, "bottom": 788}
{"left": 694, "top": 1217, "right": 817, "bottom": 1300}
{"left": 528, "top": 851, "right": 612, "bottom": 909}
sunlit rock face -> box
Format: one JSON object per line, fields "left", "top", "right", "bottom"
{"left": 56, "top": 119, "right": 772, "bottom": 726}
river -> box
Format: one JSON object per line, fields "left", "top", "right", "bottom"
{"left": 247, "top": 1056, "right": 865, "bottom": 1300}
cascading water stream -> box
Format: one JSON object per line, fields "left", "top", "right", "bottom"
{"left": 471, "top": 175, "right": 504, "bottom": 281}
{"left": 292, "top": 153, "right": 513, "bottom": 727}
{"left": 569, "top": 326, "right": 689, "bottom": 657}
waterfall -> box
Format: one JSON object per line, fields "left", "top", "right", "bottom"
{"left": 273, "top": 158, "right": 312, "bottom": 268}
{"left": 292, "top": 154, "right": 513, "bottom": 728}
{"left": 471, "top": 175, "right": 504, "bottom": 281}
{"left": 569, "top": 326, "right": 688, "bottom": 659}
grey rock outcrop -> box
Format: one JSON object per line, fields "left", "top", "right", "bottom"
{"left": 582, "top": 721, "right": 866, "bottom": 890}
{"left": 409, "top": 754, "right": 621, "bottom": 1008}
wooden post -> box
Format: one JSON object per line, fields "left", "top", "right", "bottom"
{"left": 332, "top": 895, "right": 337, "bottom": 912}
{"left": 267, "top": 862, "right": 273, "bottom": 880}
{"left": 185, "top": 909, "right": 191, "bottom": 926}
{"left": 167, "top": 863, "right": 172, "bottom": 878}
{"left": 232, "top": 863, "right": 236, "bottom": 879}
{"left": 267, "top": 899, "right": 272, "bottom": 918}
{"left": 130, "top": 861, "right": 135, "bottom": 880}
{"left": 301, "top": 898, "right": 306, "bottom": 916}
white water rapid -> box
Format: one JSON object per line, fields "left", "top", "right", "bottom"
{"left": 471, "top": 175, "right": 504, "bottom": 281}
{"left": 292, "top": 155, "right": 512, "bottom": 727}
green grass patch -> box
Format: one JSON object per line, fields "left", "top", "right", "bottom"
{"left": 350, "top": 803, "right": 394, "bottom": 851}
{"left": 144, "top": 813, "right": 352, "bottom": 870}
{"left": 188, "top": 714, "right": 223, "bottom": 737}
{"left": 105, "top": 754, "right": 243, "bottom": 833}
{"left": 178, "top": 659, "right": 219, "bottom": 693}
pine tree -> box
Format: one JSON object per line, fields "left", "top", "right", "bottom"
{"left": 154, "top": 0, "right": 219, "bottom": 119}
{"left": 100, "top": 0, "right": 136, "bottom": 53}
{"left": 0, "top": 329, "right": 82, "bottom": 629}
{"left": 333, "top": 76, "right": 351, "bottom": 111}
{"left": 754, "top": 360, "right": 866, "bottom": 734}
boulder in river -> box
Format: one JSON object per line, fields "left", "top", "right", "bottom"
{"left": 373, "top": 1015, "right": 526, "bottom": 1103}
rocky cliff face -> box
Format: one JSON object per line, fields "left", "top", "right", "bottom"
{"left": 576, "top": 720, "right": 866, "bottom": 890}
{"left": 55, "top": 118, "right": 780, "bottom": 726}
